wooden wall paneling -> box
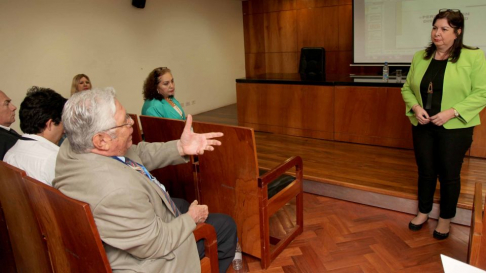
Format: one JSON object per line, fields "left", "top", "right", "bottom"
{"left": 335, "top": 51, "right": 352, "bottom": 75}
{"left": 297, "top": 0, "right": 343, "bottom": 9}
{"left": 297, "top": 6, "right": 339, "bottom": 52}
{"left": 245, "top": 53, "right": 266, "bottom": 76}
{"left": 242, "top": 0, "right": 265, "bottom": 15}
{"left": 244, "top": 14, "right": 265, "bottom": 53}
{"left": 470, "top": 109, "right": 486, "bottom": 157}
{"left": 265, "top": 52, "right": 299, "bottom": 73}
{"left": 264, "top": 10, "right": 298, "bottom": 53}
{"left": 324, "top": 51, "right": 339, "bottom": 75}
{"left": 338, "top": 4, "right": 353, "bottom": 51}
{"left": 264, "top": 0, "right": 300, "bottom": 13}
{"left": 334, "top": 86, "right": 386, "bottom": 144}
{"left": 350, "top": 65, "right": 382, "bottom": 76}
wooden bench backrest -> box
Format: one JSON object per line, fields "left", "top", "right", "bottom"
{"left": 191, "top": 121, "right": 262, "bottom": 258}
{"left": 139, "top": 115, "right": 196, "bottom": 201}
{"left": 128, "top": 113, "right": 143, "bottom": 145}
{"left": 469, "top": 182, "right": 486, "bottom": 269}
{"left": 23, "top": 175, "right": 111, "bottom": 272}
{"left": 0, "top": 199, "right": 17, "bottom": 272}
{"left": 0, "top": 161, "right": 52, "bottom": 272}
{"left": 138, "top": 116, "right": 303, "bottom": 268}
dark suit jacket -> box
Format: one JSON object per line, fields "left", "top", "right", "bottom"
{"left": 0, "top": 127, "right": 21, "bottom": 160}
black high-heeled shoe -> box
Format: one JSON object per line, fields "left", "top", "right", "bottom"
{"left": 433, "top": 230, "right": 449, "bottom": 240}
{"left": 408, "top": 216, "right": 429, "bottom": 231}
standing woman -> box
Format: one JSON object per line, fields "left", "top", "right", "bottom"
{"left": 142, "top": 67, "right": 186, "bottom": 120}
{"left": 70, "top": 74, "right": 92, "bottom": 95}
{"left": 402, "top": 9, "right": 486, "bottom": 239}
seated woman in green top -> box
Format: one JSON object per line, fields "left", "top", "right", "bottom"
{"left": 142, "top": 67, "right": 186, "bottom": 120}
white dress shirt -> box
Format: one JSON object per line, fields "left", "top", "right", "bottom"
{"left": 4, "top": 134, "right": 59, "bottom": 186}
{"left": 0, "top": 124, "right": 11, "bottom": 131}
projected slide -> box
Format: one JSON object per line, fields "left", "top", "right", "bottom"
{"left": 354, "top": 0, "right": 486, "bottom": 64}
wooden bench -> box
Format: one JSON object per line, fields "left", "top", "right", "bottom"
{"left": 22, "top": 175, "right": 112, "bottom": 272}
{"left": 468, "top": 182, "right": 486, "bottom": 269}
{"left": 0, "top": 160, "right": 219, "bottom": 273}
{"left": 140, "top": 116, "right": 304, "bottom": 269}
{"left": 0, "top": 161, "right": 52, "bottom": 272}
{"left": 0, "top": 200, "right": 17, "bottom": 273}
{"left": 139, "top": 115, "right": 198, "bottom": 201}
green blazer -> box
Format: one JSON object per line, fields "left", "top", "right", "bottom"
{"left": 142, "top": 98, "right": 186, "bottom": 120}
{"left": 401, "top": 48, "right": 486, "bottom": 129}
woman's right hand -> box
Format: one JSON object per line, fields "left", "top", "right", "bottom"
{"left": 413, "top": 105, "right": 430, "bottom": 125}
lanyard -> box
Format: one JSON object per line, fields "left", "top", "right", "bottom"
{"left": 111, "top": 156, "right": 167, "bottom": 191}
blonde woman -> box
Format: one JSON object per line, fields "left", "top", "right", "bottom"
{"left": 70, "top": 74, "right": 92, "bottom": 95}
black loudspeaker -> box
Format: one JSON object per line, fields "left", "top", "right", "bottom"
{"left": 132, "top": 0, "right": 146, "bottom": 8}
{"left": 299, "top": 47, "right": 325, "bottom": 79}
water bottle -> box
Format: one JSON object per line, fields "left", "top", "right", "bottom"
{"left": 382, "top": 62, "right": 389, "bottom": 82}
{"left": 232, "top": 239, "right": 243, "bottom": 271}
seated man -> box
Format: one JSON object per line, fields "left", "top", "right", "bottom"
{"left": 5, "top": 87, "right": 67, "bottom": 185}
{"left": 0, "top": 89, "right": 20, "bottom": 160}
{"left": 53, "top": 88, "right": 236, "bottom": 272}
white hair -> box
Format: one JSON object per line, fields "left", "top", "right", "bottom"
{"left": 62, "top": 87, "right": 117, "bottom": 153}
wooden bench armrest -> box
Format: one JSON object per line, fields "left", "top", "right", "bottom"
{"left": 194, "top": 223, "right": 217, "bottom": 243}
{"left": 258, "top": 156, "right": 303, "bottom": 188}
{"left": 193, "top": 223, "right": 218, "bottom": 273}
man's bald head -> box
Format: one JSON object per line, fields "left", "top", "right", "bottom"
{"left": 0, "top": 90, "right": 17, "bottom": 127}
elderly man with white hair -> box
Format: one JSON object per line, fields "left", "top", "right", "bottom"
{"left": 53, "top": 88, "right": 236, "bottom": 273}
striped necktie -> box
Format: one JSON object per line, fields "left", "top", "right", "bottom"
{"left": 123, "top": 157, "right": 180, "bottom": 216}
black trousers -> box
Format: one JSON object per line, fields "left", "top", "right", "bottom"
{"left": 412, "top": 124, "right": 474, "bottom": 219}
{"left": 173, "top": 198, "right": 237, "bottom": 273}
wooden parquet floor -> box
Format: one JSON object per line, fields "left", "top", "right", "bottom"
{"left": 192, "top": 105, "right": 475, "bottom": 272}
{"left": 227, "top": 193, "right": 469, "bottom": 273}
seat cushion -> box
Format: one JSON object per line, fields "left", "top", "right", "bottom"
{"left": 259, "top": 169, "right": 296, "bottom": 199}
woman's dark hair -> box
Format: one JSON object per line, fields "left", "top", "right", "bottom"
{"left": 20, "top": 86, "right": 67, "bottom": 134}
{"left": 142, "top": 67, "right": 171, "bottom": 100}
{"left": 425, "top": 9, "right": 476, "bottom": 63}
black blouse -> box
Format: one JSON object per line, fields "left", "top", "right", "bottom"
{"left": 419, "top": 58, "right": 448, "bottom": 117}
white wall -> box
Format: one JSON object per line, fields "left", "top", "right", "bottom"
{"left": 0, "top": 0, "right": 245, "bottom": 132}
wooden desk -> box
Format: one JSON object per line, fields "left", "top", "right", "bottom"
{"left": 236, "top": 74, "right": 486, "bottom": 157}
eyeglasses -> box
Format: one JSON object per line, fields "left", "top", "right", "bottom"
{"left": 103, "top": 114, "right": 133, "bottom": 131}
{"left": 439, "top": 9, "right": 460, "bottom": 13}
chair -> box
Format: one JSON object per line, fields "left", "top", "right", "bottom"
{"left": 139, "top": 116, "right": 198, "bottom": 201}
{"left": 194, "top": 223, "right": 219, "bottom": 273}
{"left": 0, "top": 161, "right": 52, "bottom": 272}
{"left": 139, "top": 116, "right": 304, "bottom": 269}
{"left": 468, "top": 182, "right": 486, "bottom": 269}
{"left": 22, "top": 175, "right": 112, "bottom": 272}
{"left": 128, "top": 113, "right": 143, "bottom": 145}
